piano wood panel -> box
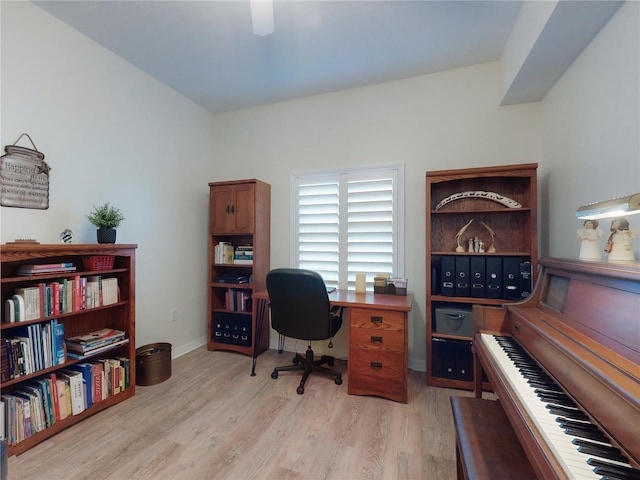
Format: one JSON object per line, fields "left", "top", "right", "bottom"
{"left": 473, "top": 257, "right": 640, "bottom": 477}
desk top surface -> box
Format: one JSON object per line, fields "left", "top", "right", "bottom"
{"left": 253, "top": 289, "right": 413, "bottom": 312}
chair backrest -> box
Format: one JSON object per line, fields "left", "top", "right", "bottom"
{"left": 266, "top": 268, "right": 336, "bottom": 341}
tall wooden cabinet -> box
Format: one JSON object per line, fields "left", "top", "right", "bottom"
{"left": 426, "top": 164, "right": 537, "bottom": 390}
{"left": 207, "top": 179, "right": 271, "bottom": 357}
{"left": 1, "top": 243, "right": 137, "bottom": 456}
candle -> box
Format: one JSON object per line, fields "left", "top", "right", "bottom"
{"left": 355, "top": 273, "right": 366, "bottom": 293}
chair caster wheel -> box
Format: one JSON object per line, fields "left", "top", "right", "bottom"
{"left": 271, "top": 371, "right": 278, "bottom": 379}
{"left": 335, "top": 376, "right": 342, "bottom": 385}
{"left": 296, "top": 385, "right": 304, "bottom": 395}
{"left": 292, "top": 356, "right": 300, "bottom": 365}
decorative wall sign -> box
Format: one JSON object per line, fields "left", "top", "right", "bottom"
{"left": 435, "top": 190, "right": 521, "bottom": 210}
{"left": 0, "top": 133, "right": 51, "bottom": 209}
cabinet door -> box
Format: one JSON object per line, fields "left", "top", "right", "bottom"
{"left": 210, "top": 183, "right": 255, "bottom": 233}
{"left": 231, "top": 183, "right": 255, "bottom": 233}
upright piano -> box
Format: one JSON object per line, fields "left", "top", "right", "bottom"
{"left": 472, "top": 257, "right": 639, "bottom": 480}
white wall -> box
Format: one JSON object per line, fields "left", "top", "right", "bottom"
{"left": 1, "top": 1, "right": 637, "bottom": 372}
{"left": 541, "top": 0, "right": 640, "bottom": 259}
{"left": 1, "top": 2, "right": 215, "bottom": 357}
{"left": 210, "top": 62, "right": 543, "bottom": 367}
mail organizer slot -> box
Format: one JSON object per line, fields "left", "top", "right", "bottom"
{"left": 434, "top": 306, "right": 473, "bottom": 337}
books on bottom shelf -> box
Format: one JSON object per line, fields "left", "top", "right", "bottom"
{"left": 0, "top": 356, "right": 131, "bottom": 446}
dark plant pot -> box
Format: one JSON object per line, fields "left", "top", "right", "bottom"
{"left": 97, "top": 228, "right": 117, "bottom": 244}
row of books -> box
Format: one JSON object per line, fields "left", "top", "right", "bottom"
{"left": 65, "top": 328, "right": 126, "bottom": 357}
{"left": 214, "top": 242, "right": 254, "bottom": 265}
{"left": 1, "top": 319, "right": 65, "bottom": 382}
{"left": 3, "top": 275, "right": 119, "bottom": 323}
{"left": 224, "top": 288, "right": 252, "bottom": 312}
{"left": 0, "top": 357, "right": 130, "bottom": 445}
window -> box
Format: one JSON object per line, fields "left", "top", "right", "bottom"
{"left": 291, "top": 165, "right": 405, "bottom": 290}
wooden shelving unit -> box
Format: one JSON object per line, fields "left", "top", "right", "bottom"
{"left": 207, "top": 179, "right": 270, "bottom": 357}
{"left": 425, "top": 164, "right": 538, "bottom": 390}
{"left": 1, "top": 243, "right": 137, "bottom": 456}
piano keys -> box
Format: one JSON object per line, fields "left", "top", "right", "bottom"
{"left": 481, "top": 333, "right": 640, "bottom": 479}
{"left": 471, "top": 258, "right": 640, "bottom": 480}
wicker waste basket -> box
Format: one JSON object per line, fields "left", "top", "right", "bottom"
{"left": 136, "top": 342, "right": 172, "bottom": 386}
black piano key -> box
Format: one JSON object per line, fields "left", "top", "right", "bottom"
{"left": 536, "top": 391, "right": 576, "bottom": 408}
{"left": 573, "top": 439, "right": 629, "bottom": 464}
{"left": 529, "top": 379, "right": 562, "bottom": 391}
{"left": 559, "top": 419, "right": 602, "bottom": 433}
{"left": 564, "top": 425, "right": 610, "bottom": 444}
{"left": 588, "top": 459, "right": 640, "bottom": 480}
{"left": 547, "top": 405, "right": 589, "bottom": 421}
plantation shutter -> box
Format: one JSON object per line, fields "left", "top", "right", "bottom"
{"left": 292, "top": 166, "right": 404, "bottom": 290}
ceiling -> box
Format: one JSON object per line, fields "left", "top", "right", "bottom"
{"left": 32, "top": 1, "right": 617, "bottom": 114}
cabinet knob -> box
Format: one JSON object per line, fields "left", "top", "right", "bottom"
{"left": 370, "top": 361, "right": 383, "bottom": 369}
{"left": 370, "top": 315, "right": 383, "bottom": 324}
{"left": 370, "top": 335, "right": 383, "bottom": 344}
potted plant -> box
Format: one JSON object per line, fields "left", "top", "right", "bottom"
{"left": 86, "top": 202, "right": 125, "bottom": 244}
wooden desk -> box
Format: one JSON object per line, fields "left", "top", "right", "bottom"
{"left": 252, "top": 289, "right": 413, "bottom": 403}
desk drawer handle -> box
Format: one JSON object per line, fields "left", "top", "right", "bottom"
{"left": 370, "top": 361, "right": 383, "bottom": 369}
{"left": 370, "top": 335, "right": 383, "bottom": 344}
{"left": 370, "top": 315, "right": 383, "bottom": 324}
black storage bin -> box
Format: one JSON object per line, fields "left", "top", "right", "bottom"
{"left": 434, "top": 306, "right": 473, "bottom": 336}
{"left": 214, "top": 312, "right": 252, "bottom": 347}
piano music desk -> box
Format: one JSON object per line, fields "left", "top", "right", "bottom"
{"left": 450, "top": 396, "right": 537, "bottom": 480}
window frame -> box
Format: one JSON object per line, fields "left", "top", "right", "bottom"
{"left": 290, "top": 164, "right": 405, "bottom": 290}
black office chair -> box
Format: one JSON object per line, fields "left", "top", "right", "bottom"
{"left": 266, "top": 268, "right": 343, "bottom": 394}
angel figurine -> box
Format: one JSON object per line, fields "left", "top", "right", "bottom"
{"left": 604, "top": 217, "right": 638, "bottom": 262}
{"left": 577, "top": 219, "right": 603, "bottom": 260}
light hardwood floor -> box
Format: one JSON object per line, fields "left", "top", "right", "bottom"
{"left": 8, "top": 346, "right": 492, "bottom": 480}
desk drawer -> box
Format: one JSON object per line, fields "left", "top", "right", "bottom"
{"left": 349, "top": 350, "right": 405, "bottom": 381}
{"left": 350, "top": 327, "right": 404, "bottom": 352}
{"left": 350, "top": 308, "right": 405, "bottom": 331}
{"left": 348, "top": 373, "right": 406, "bottom": 403}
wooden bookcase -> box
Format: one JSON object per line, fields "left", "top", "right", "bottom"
{"left": 1, "top": 243, "right": 137, "bottom": 456}
{"left": 207, "top": 179, "right": 271, "bottom": 357}
{"left": 425, "top": 164, "right": 538, "bottom": 390}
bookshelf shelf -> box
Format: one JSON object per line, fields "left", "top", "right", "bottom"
{"left": 207, "top": 179, "right": 271, "bottom": 357}
{"left": 425, "top": 164, "right": 538, "bottom": 390}
{"left": 1, "top": 243, "right": 137, "bottom": 456}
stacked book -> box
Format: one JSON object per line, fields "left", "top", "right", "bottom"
{"left": 16, "top": 263, "right": 76, "bottom": 276}
{"left": 65, "top": 328, "right": 127, "bottom": 358}
{"left": 233, "top": 245, "right": 253, "bottom": 264}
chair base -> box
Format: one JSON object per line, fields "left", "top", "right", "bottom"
{"left": 271, "top": 345, "right": 343, "bottom": 394}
